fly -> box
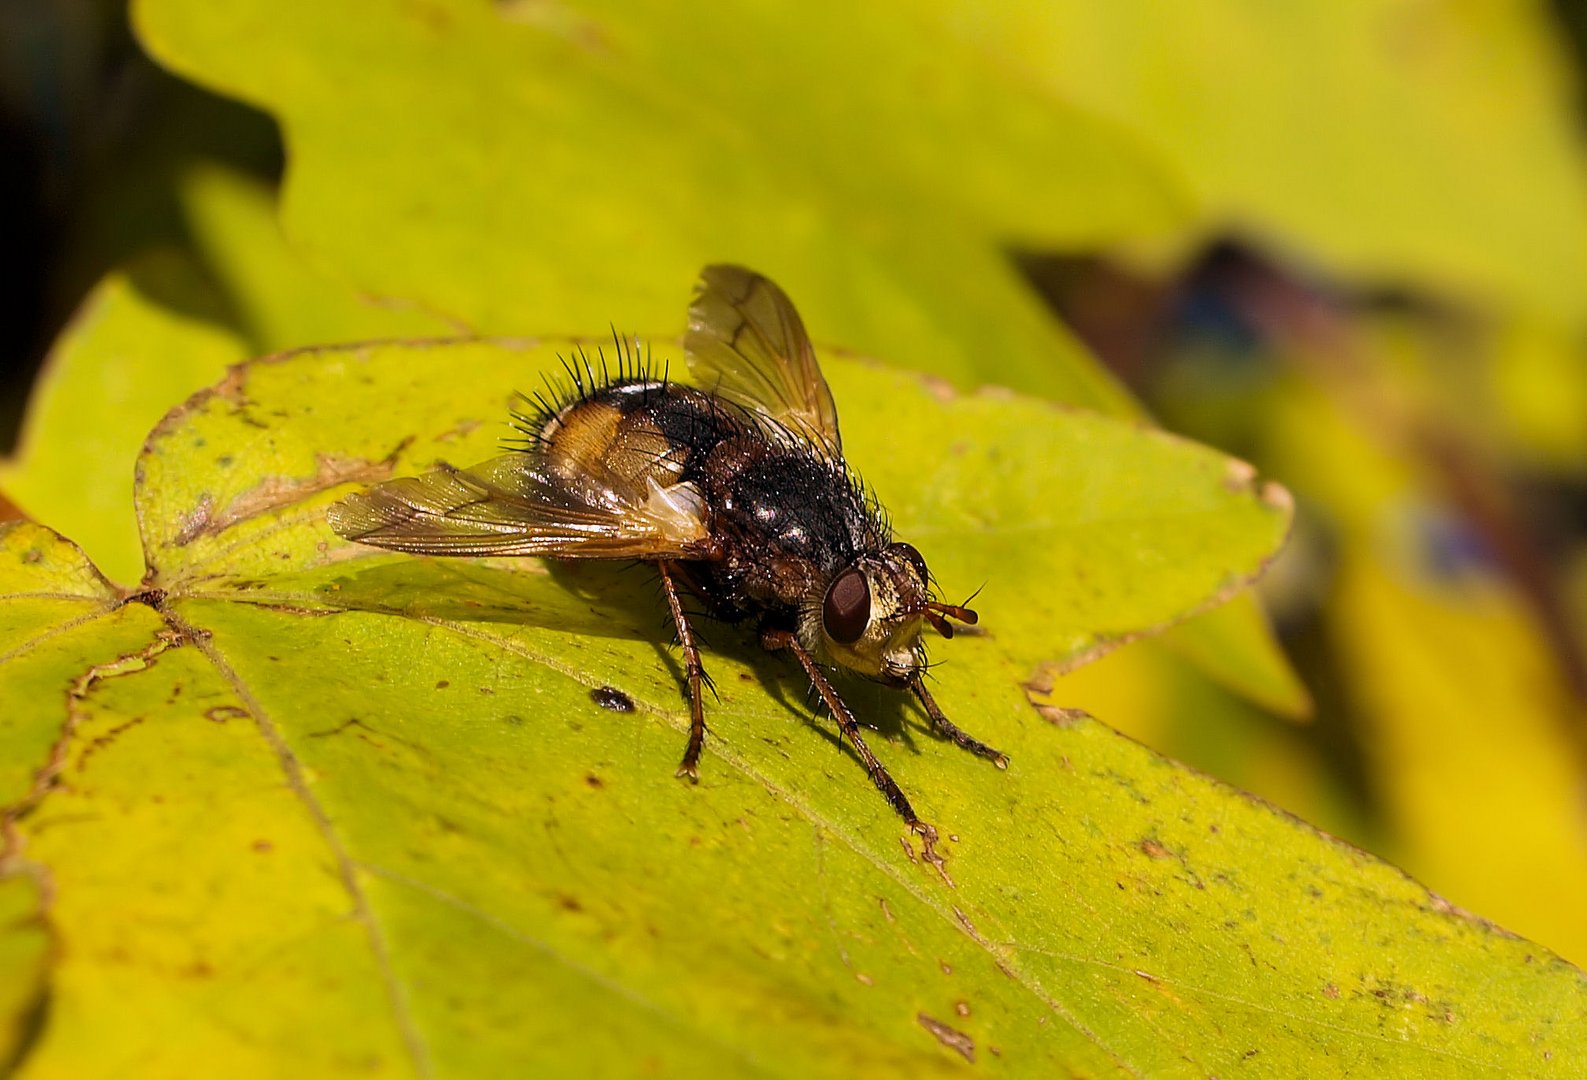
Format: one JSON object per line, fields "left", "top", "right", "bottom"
{"left": 328, "top": 265, "right": 1006, "bottom": 850}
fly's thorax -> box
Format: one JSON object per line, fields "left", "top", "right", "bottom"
{"left": 705, "top": 437, "right": 884, "bottom": 566}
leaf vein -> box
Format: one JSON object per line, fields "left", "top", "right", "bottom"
{"left": 359, "top": 861, "right": 778, "bottom": 1076}
{"left": 0, "top": 603, "right": 119, "bottom": 668}
{"left": 1010, "top": 943, "right": 1509, "bottom": 1072}
{"left": 169, "top": 608, "right": 435, "bottom": 1080}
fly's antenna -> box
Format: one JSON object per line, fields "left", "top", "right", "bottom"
{"left": 922, "top": 598, "right": 978, "bottom": 639}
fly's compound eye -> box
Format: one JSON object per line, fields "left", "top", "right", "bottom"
{"left": 893, "top": 542, "right": 929, "bottom": 584}
{"left": 822, "top": 567, "right": 871, "bottom": 644}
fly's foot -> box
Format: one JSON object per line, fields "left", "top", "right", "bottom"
{"left": 908, "top": 819, "right": 954, "bottom": 886}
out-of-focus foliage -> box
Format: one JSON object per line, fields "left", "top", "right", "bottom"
{"left": 2, "top": 0, "right": 1587, "bottom": 1072}
{"left": 967, "top": 2, "right": 1587, "bottom": 320}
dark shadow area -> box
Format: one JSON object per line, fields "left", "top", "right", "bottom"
{"left": 310, "top": 553, "right": 936, "bottom": 766}
{"left": 121, "top": 243, "right": 247, "bottom": 340}
{"left": 0, "top": 0, "right": 282, "bottom": 452}
{"left": 308, "top": 558, "right": 667, "bottom": 641}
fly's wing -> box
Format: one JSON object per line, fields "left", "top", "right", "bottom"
{"left": 684, "top": 264, "right": 842, "bottom": 457}
{"left": 327, "top": 453, "right": 712, "bottom": 559}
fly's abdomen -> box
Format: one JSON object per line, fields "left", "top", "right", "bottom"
{"left": 540, "top": 380, "right": 741, "bottom": 496}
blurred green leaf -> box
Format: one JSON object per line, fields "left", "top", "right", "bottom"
{"left": 1486, "top": 319, "right": 1587, "bottom": 473}
{"left": 11, "top": 341, "right": 1578, "bottom": 1075}
{"left": 1267, "top": 370, "right": 1587, "bottom": 969}
{"left": 1157, "top": 593, "right": 1312, "bottom": 720}
{"left": 960, "top": 2, "right": 1587, "bottom": 319}
{"left": 133, "top": 0, "right": 1189, "bottom": 410}
{"left": 177, "top": 163, "right": 454, "bottom": 353}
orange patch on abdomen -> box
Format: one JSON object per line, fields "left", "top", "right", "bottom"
{"left": 544, "top": 402, "right": 623, "bottom": 480}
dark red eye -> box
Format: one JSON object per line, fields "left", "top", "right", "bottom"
{"left": 893, "top": 542, "right": 928, "bottom": 583}
{"left": 822, "top": 567, "right": 871, "bottom": 644}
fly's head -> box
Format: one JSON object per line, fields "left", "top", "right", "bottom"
{"left": 803, "top": 541, "right": 978, "bottom": 685}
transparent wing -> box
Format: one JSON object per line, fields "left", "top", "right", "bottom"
{"left": 327, "top": 453, "right": 712, "bottom": 559}
{"left": 684, "top": 264, "right": 842, "bottom": 457}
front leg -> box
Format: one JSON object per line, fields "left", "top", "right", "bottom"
{"left": 657, "top": 560, "right": 710, "bottom": 780}
{"left": 911, "top": 678, "right": 1008, "bottom": 767}
{"left": 761, "top": 628, "right": 936, "bottom": 848}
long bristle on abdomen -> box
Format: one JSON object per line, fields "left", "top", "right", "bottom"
{"left": 506, "top": 332, "right": 669, "bottom": 451}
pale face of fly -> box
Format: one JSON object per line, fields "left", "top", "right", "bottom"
{"left": 805, "top": 542, "right": 974, "bottom": 685}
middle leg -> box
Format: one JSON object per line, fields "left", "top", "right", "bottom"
{"left": 658, "top": 560, "right": 710, "bottom": 780}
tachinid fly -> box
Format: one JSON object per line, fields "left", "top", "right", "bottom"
{"left": 328, "top": 266, "right": 1006, "bottom": 850}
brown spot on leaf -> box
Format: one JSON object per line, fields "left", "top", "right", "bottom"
{"left": 584, "top": 773, "right": 605, "bottom": 789}
{"left": 1223, "top": 458, "right": 1258, "bottom": 492}
{"left": 855, "top": 972, "right": 874, "bottom": 986}
{"left": 3, "top": 633, "right": 180, "bottom": 860}
{"left": 1029, "top": 701, "right": 1089, "bottom": 728}
{"left": 1323, "top": 983, "right": 1340, "bottom": 999}
{"left": 1140, "top": 838, "right": 1172, "bottom": 859}
{"left": 1261, "top": 480, "right": 1295, "bottom": 513}
{"left": 205, "top": 706, "right": 250, "bottom": 724}
{"left": 954, "top": 1000, "right": 970, "bottom": 1018}
{"left": 255, "top": 601, "right": 340, "bottom": 617}
{"left": 917, "top": 1013, "right": 975, "bottom": 1063}
{"left": 76, "top": 714, "right": 147, "bottom": 771}
{"left": 305, "top": 717, "right": 430, "bottom": 759}
{"left": 211, "top": 363, "right": 249, "bottom": 405}
{"left": 432, "top": 417, "right": 482, "bottom": 443}
{"left": 172, "top": 493, "right": 216, "bottom": 546}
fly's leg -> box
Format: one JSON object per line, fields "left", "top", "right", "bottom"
{"left": 911, "top": 678, "right": 1008, "bottom": 768}
{"left": 658, "top": 560, "right": 709, "bottom": 780}
{"left": 761, "top": 628, "right": 939, "bottom": 855}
